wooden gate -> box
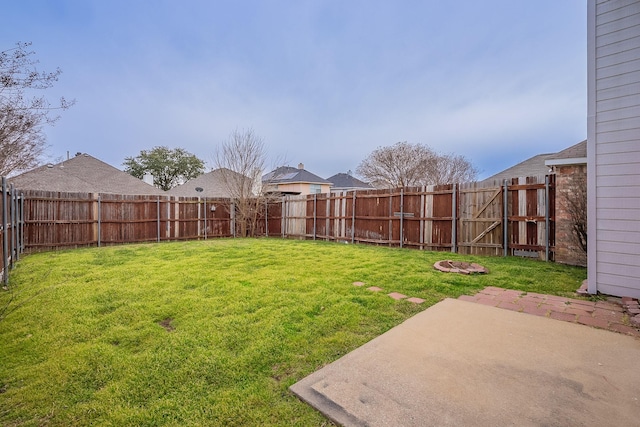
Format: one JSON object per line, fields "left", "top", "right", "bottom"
{"left": 457, "top": 181, "right": 504, "bottom": 256}
{"left": 456, "top": 176, "right": 554, "bottom": 259}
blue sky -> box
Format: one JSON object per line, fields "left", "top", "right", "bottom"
{"left": 3, "top": 1, "right": 587, "bottom": 179}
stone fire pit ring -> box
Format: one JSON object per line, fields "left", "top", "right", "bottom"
{"left": 434, "top": 260, "right": 488, "bottom": 275}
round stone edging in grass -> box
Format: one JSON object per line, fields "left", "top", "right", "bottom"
{"left": 433, "top": 260, "right": 488, "bottom": 275}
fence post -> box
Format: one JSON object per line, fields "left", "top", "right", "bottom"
{"left": 399, "top": 189, "right": 404, "bottom": 248}
{"left": 157, "top": 197, "right": 161, "bottom": 242}
{"left": 313, "top": 194, "right": 317, "bottom": 240}
{"left": 19, "top": 191, "right": 24, "bottom": 256}
{"left": 2, "top": 177, "right": 9, "bottom": 286}
{"left": 231, "top": 200, "right": 236, "bottom": 238}
{"left": 545, "top": 175, "right": 550, "bottom": 262}
{"left": 351, "top": 191, "right": 356, "bottom": 244}
{"left": 196, "top": 197, "right": 201, "bottom": 238}
{"left": 420, "top": 186, "right": 425, "bottom": 250}
{"left": 388, "top": 191, "right": 393, "bottom": 246}
{"left": 167, "top": 197, "right": 172, "bottom": 239}
{"left": 203, "top": 198, "right": 208, "bottom": 240}
{"left": 451, "top": 184, "right": 457, "bottom": 253}
{"left": 281, "top": 197, "right": 286, "bottom": 238}
{"left": 325, "top": 194, "right": 330, "bottom": 242}
{"left": 174, "top": 199, "right": 180, "bottom": 240}
{"left": 265, "top": 199, "right": 269, "bottom": 237}
{"left": 98, "top": 196, "right": 102, "bottom": 247}
{"left": 503, "top": 180, "right": 508, "bottom": 257}
{"left": 10, "top": 185, "right": 16, "bottom": 267}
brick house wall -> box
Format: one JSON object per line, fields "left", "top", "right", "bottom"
{"left": 554, "top": 164, "right": 587, "bottom": 267}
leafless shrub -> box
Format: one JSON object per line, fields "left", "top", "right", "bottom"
{"left": 214, "top": 128, "right": 278, "bottom": 237}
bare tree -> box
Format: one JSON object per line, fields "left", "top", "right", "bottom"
{"left": 356, "top": 141, "right": 478, "bottom": 188}
{"left": 0, "top": 42, "right": 74, "bottom": 176}
{"left": 430, "top": 152, "right": 479, "bottom": 185}
{"left": 214, "top": 128, "right": 271, "bottom": 237}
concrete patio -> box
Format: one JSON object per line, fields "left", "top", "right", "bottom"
{"left": 291, "top": 294, "right": 640, "bottom": 426}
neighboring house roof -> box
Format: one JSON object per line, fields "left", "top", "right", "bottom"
{"left": 327, "top": 173, "right": 373, "bottom": 191}
{"left": 482, "top": 140, "right": 588, "bottom": 183}
{"left": 545, "top": 140, "right": 587, "bottom": 167}
{"left": 8, "top": 153, "right": 166, "bottom": 195}
{"left": 482, "top": 153, "right": 554, "bottom": 183}
{"left": 166, "top": 168, "right": 249, "bottom": 198}
{"left": 262, "top": 164, "right": 331, "bottom": 185}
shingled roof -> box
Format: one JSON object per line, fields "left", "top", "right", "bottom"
{"left": 545, "top": 140, "right": 587, "bottom": 166}
{"left": 482, "top": 153, "right": 554, "bottom": 183}
{"left": 482, "top": 140, "right": 587, "bottom": 183}
{"left": 167, "top": 168, "right": 249, "bottom": 198}
{"left": 326, "top": 173, "right": 373, "bottom": 191}
{"left": 262, "top": 165, "right": 330, "bottom": 185}
{"left": 8, "top": 154, "right": 166, "bottom": 195}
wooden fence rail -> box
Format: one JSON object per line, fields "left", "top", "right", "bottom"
{"left": 4, "top": 175, "right": 555, "bottom": 279}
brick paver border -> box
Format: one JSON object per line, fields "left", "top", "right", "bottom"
{"left": 459, "top": 286, "right": 640, "bottom": 339}
{"left": 351, "top": 283, "right": 640, "bottom": 335}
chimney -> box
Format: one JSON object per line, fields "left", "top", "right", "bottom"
{"left": 298, "top": 163, "right": 304, "bottom": 170}
{"left": 142, "top": 172, "right": 154, "bottom": 185}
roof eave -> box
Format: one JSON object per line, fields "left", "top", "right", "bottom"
{"left": 545, "top": 157, "right": 587, "bottom": 166}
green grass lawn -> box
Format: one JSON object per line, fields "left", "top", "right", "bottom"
{"left": 0, "top": 238, "right": 586, "bottom": 426}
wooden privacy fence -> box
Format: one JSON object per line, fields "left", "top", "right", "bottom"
{"left": 9, "top": 175, "right": 554, "bottom": 262}
{"left": 281, "top": 175, "right": 555, "bottom": 259}
{"left": 20, "top": 190, "right": 285, "bottom": 251}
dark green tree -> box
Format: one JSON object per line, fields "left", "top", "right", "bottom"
{"left": 123, "top": 146, "right": 205, "bottom": 191}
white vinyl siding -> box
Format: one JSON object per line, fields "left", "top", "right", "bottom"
{"left": 589, "top": 0, "right": 640, "bottom": 298}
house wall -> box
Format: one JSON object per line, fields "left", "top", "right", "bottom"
{"left": 276, "top": 183, "right": 331, "bottom": 195}
{"left": 588, "top": 0, "right": 640, "bottom": 297}
{"left": 555, "top": 165, "right": 587, "bottom": 267}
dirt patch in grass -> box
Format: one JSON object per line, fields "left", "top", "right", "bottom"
{"left": 158, "top": 317, "right": 175, "bottom": 332}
